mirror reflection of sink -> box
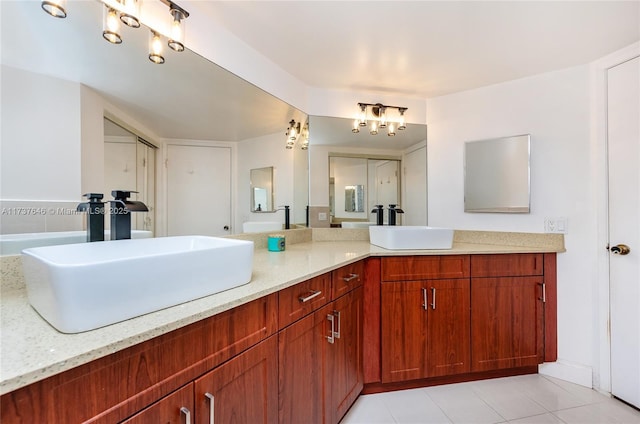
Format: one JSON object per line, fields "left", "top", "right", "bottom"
{"left": 21, "top": 236, "right": 253, "bottom": 333}
{"left": 369, "top": 226, "right": 454, "bottom": 250}
{"left": 341, "top": 222, "right": 376, "bottom": 229}
{"left": 0, "top": 230, "right": 153, "bottom": 256}
{"left": 242, "top": 221, "right": 283, "bottom": 233}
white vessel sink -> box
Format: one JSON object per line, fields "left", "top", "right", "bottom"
{"left": 341, "top": 221, "right": 376, "bottom": 229}
{"left": 242, "top": 221, "right": 282, "bottom": 233}
{"left": 369, "top": 226, "right": 454, "bottom": 250}
{"left": 22, "top": 236, "right": 253, "bottom": 333}
{"left": 0, "top": 230, "right": 153, "bottom": 256}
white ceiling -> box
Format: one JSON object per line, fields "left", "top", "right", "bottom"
{"left": 197, "top": 1, "right": 640, "bottom": 98}
{"left": 2, "top": 1, "right": 638, "bottom": 146}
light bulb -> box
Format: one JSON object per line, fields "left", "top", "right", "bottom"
{"left": 370, "top": 121, "right": 378, "bottom": 135}
{"left": 387, "top": 123, "right": 396, "bottom": 136}
{"left": 41, "top": 0, "right": 67, "bottom": 18}
{"left": 168, "top": 9, "right": 186, "bottom": 52}
{"left": 352, "top": 119, "right": 360, "bottom": 133}
{"left": 103, "top": 7, "right": 122, "bottom": 44}
{"left": 149, "top": 32, "right": 165, "bottom": 64}
{"left": 120, "top": 0, "right": 140, "bottom": 28}
{"left": 379, "top": 107, "right": 387, "bottom": 128}
{"left": 398, "top": 110, "right": 406, "bottom": 130}
{"left": 358, "top": 105, "right": 367, "bottom": 126}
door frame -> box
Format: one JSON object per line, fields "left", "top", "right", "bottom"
{"left": 159, "top": 139, "right": 237, "bottom": 237}
{"left": 593, "top": 41, "right": 640, "bottom": 395}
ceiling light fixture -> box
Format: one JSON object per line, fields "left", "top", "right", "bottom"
{"left": 166, "top": 2, "right": 189, "bottom": 52}
{"left": 102, "top": 6, "right": 123, "bottom": 44}
{"left": 41, "top": 0, "right": 67, "bottom": 18}
{"left": 119, "top": 0, "right": 141, "bottom": 28}
{"left": 148, "top": 31, "right": 165, "bottom": 64}
{"left": 285, "top": 119, "right": 301, "bottom": 149}
{"left": 352, "top": 103, "right": 408, "bottom": 136}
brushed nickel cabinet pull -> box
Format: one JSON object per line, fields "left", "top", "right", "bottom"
{"left": 327, "top": 313, "right": 335, "bottom": 344}
{"left": 342, "top": 273, "right": 359, "bottom": 282}
{"left": 430, "top": 287, "right": 436, "bottom": 310}
{"left": 180, "top": 406, "right": 191, "bottom": 424}
{"left": 334, "top": 310, "right": 341, "bottom": 339}
{"left": 299, "top": 290, "right": 322, "bottom": 303}
{"left": 422, "top": 287, "right": 428, "bottom": 310}
{"left": 205, "top": 392, "right": 215, "bottom": 424}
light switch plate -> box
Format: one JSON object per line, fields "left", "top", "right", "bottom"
{"left": 544, "top": 217, "right": 568, "bottom": 234}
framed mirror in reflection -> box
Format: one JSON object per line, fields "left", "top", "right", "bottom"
{"left": 0, "top": 0, "right": 308, "bottom": 243}
{"left": 250, "top": 167, "right": 274, "bottom": 212}
{"left": 464, "top": 134, "right": 531, "bottom": 213}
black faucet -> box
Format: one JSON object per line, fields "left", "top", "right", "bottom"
{"left": 278, "top": 205, "right": 291, "bottom": 230}
{"left": 109, "top": 190, "right": 149, "bottom": 240}
{"left": 388, "top": 204, "right": 405, "bottom": 226}
{"left": 371, "top": 205, "right": 384, "bottom": 225}
{"left": 77, "top": 193, "right": 105, "bottom": 242}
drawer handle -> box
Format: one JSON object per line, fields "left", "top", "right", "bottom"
{"left": 205, "top": 392, "right": 215, "bottom": 424}
{"left": 299, "top": 290, "right": 322, "bottom": 303}
{"left": 342, "top": 273, "right": 359, "bottom": 282}
{"left": 180, "top": 406, "right": 192, "bottom": 424}
{"left": 327, "top": 313, "right": 335, "bottom": 344}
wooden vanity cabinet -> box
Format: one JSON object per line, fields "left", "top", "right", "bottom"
{"left": 470, "top": 254, "right": 545, "bottom": 372}
{"left": 381, "top": 256, "right": 471, "bottom": 383}
{"left": 278, "top": 262, "right": 363, "bottom": 424}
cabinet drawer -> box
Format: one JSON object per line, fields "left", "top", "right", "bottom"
{"left": 381, "top": 255, "right": 470, "bottom": 281}
{"left": 279, "top": 274, "right": 332, "bottom": 329}
{"left": 471, "top": 254, "right": 543, "bottom": 277}
{"left": 332, "top": 260, "right": 364, "bottom": 298}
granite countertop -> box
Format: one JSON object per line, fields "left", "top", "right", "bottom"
{"left": 0, "top": 230, "right": 565, "bottom": 395}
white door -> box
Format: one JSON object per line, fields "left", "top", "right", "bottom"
{"left": 166, "top": 144, "right": 231, "bottom": 236}
{"left": 403, "top": 146, "right": 427, "bottom": 226}
{"left": 608, "top": 56, "right": 640, "bottom": 408}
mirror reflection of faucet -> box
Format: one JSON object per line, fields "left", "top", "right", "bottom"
{"left": 277, "top": 205, "right": 290, "bottom": 229}
{"left": 109, "top": 190, "right": 149, "bottom": 240}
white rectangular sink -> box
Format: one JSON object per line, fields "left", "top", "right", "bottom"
{"left": 22, "top": 236, "right": 254, "bottom": 333}
{"left": 369, "top": 226, "right": 454, "bottom": 250}
{"left": 242, "top": 221, "right": 283, "bottom": 233}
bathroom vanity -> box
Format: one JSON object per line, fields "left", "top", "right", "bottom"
{"left": 0, "top": 229, "right": 563, "bottom": 423}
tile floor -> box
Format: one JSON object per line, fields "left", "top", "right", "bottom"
{"left": 341, "top": 375, "right": 640, "bottom": 424}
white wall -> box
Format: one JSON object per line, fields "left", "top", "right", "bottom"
{"left": 427, "top": 65, "right": 596, "bottom": 387}
{"left": 1, "top": 65, "right": 81, "bottom": 200}
{"left": 237, "top": 132, "right": 295, "bottom": 229}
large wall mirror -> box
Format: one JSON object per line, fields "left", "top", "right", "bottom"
{"left": 1, "top": 1, "right": 307, "bottom": 242}
{"left": 464, "top": 134, "right": 531, "bottom": 213}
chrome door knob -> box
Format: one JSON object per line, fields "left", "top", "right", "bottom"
{"left": 608, "top": 244, "right": 631, "bottom": 255}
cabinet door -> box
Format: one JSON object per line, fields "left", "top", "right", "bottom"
{"left": 278, "top": 304, "right": 333, "bottom": 424}
{"left": 326, "top": 287, "right": 364, "bottom": 424}
{"left": 194, "top": 337, "right": 278, "bottom": 424}
{"left": 471, "top": 277, "right": 544, "bottom": 372}
{"left": 381, "top": 281, "right": 427, "bottom": 383}
{"left": 426, "top": 279, "right": 471, "bottom": 377}
{"left": 121, "top": 384, "right": 194, "bottom": 424}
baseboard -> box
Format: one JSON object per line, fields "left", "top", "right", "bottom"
{"left": 538, "top": 360, "right": 593, "bottom": 388}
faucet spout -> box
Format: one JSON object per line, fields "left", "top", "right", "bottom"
{"left": 388, "top": 204, "right": 404, "bottom": 226}
{"left": 77, "top": 193, "right": 105, "bottom": 242}
{"left": 371, "top": 205, "right": 384, "bottom": 225}
{"left": 109, "top": 190, "right": 148, "bottom": 240}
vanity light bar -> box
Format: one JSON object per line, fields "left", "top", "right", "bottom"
{"left": 352, "top": 102, "right": 408, "bottom": 136}
{"left": 40, "top": 0, "right": 190, "bottom": 65}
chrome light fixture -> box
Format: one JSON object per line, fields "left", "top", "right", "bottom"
{"left": 119, "top": 0, "right": 141, "bottom": 28}
{"left": 102, "top": 6, "right": 123, "bottom": 44}
{"left": 285, "top": 119, "right": 301, "bottom": 149}
{"left": 41, "top": 0, "right": 67, "bottom": 18}
{"left": 167, "top": 3, "right": 189, "bottom": 52}
{"left": 353, "top": 103, "right": 408, "bottom": 136}
{"left": 148, "top": 31, "right": 165, "bottom": 64}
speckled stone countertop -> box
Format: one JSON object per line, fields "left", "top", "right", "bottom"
{"left": 0, "top": 229, "right": 564, "bottom": 395}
